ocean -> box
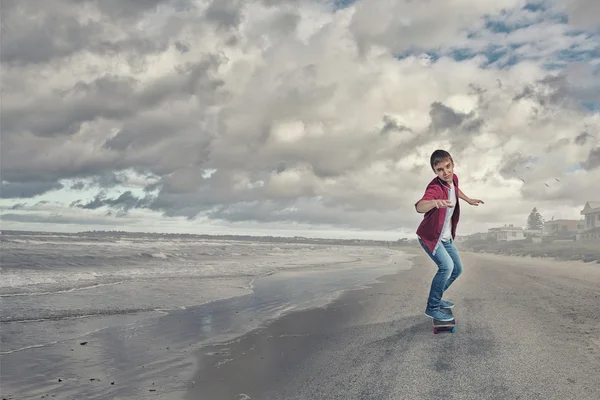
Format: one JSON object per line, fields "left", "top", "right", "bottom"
{"left": 0, "top": 231, "right": 412, "bottom": 399}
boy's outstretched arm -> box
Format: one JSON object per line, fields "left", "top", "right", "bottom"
{"left": 415, "top": 185, "right": 453, "bottom": 213}
{"left": 416, "top": 199, "right": 454, "bottom": 213}
{"left": 458, "top": 188, "right": 484, "bottom": 206}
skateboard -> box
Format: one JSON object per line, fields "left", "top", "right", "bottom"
{"left": 432, "top": 309, "right": 456, "bottom": 334}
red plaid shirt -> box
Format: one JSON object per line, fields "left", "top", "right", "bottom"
{"left": 415, "top": 174, "right": 461, "bottom": 254}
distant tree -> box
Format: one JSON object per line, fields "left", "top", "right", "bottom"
{"left": 527, "top": 207, "right": 544, "bottom": 230}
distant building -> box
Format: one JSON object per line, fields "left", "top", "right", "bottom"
{"left": 487, "top": 224, "right": 525, "bottom": 241}
{"left": 542, "top": 219, "right": 585, "bottom": 237}
{"left": 523, "top": 228, "right": 543, "bottom": 238}
{"left": 579, "top": 201, "right": 600, "bottom": 241}
{"left": 462, "top": 232, "right": 487, "bottom": 241}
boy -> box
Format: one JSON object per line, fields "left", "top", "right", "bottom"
{"left": 414, "top": 149, "right": 484, "bottom": 321}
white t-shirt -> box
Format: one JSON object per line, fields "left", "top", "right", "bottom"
{"left": 440, "top": 182, "right": 456, "bottom": 242}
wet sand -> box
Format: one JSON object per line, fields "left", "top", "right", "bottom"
{"left": 187, "top": 250, "right": 600, "bottom": 400}
{"left": 0, "top": 250, "right": 410, "bottom": 400}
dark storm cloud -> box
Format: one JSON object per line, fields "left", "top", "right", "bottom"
{"left": 514, "top": 68, "right": 600, "bottom": 112}
{"left": 380, "top": 115, "right": 411, "bottom": 136}
{"left": 174, "top": 41, "right": 190, "bottom": 53}
{"left": 143, "top": 170, "right": 257, "bottom": 218}
{"left": 205, "top": 0, "right": 244, "bottom": 29}
{"left": 3, "top": 76, "right": 136, "bottom": 137}
{"left": 498, "top": 152, "right": 534, "bottom": 180}
{"left": 269, "top": 12, "right": 301, "bottom": 36}
{"left": 137, "top": 163, "right": 334, "bottom": 220}
{"left": 0, "top": 0, "right": 176, "bottom": 66}
{"left": 513, "top": 75, "right": 569, "bottom": 108}
{"left": 1, "top": 58, "right": 224, "bottom": 192}
{"left": 70, "top": 182, "right": 86, "bottom": 190}
{"left": 546, "top": 70, "right": 600, "bottom": 105}
{"left": 0, "top": 0, "right": 102, "bottom": 65}
{"left": 580, "top": 147, "right": 600, "bottom": 170}
{"left": 102, "top": 131, "right": 136, "bottom": 152}
{"left": 428, "top": 102, "right": 483, "bottom": 134}
{"left": 574, "top": 132, "right": 593, "bottom": 145}
{"left": 429, "top": 102, "right": 466, "bottom": 130}
{"left": 4, "top": 59, "right": 224, "bottom": 138}
{"left": 545, "top": 138, "right": 570, "bottom": 152}
{"left": 73, "top": 194, "right": 106, "bottom": 210}
{"left": 427, "top": 102, "right": 484, "bottom": 155}
{"left": 1, "top": 181, "right": 64, "bottom": 199}
{"left": 563, "top": 0, "right": 600, "bottom": 30}
{"left": 512, "top": 85, "right": 534, "bottom": 102}
{"left": 74, "top": 191, "right": 154, "bottom": 212}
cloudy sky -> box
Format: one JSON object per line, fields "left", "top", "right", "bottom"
{"left": 1, "top": 0, "right": 599, "bottom": 240}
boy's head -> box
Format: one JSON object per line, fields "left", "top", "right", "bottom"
{"left": 430, "top": 149, "right": 454, "bottom": 184}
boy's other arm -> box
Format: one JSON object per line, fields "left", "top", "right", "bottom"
{"left": 458, "top": 188, "right": 471, "bottom": 202}
{"left": 458, "top": 188, "right": 484, "bottom": 206}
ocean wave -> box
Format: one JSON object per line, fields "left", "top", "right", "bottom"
{"left": 0, "top": 307, "right": 166, "bottom": 323}
{"left": 1, "top": 234, "right": 403, "bottom": 299}
{"left": 0, "top": 271, "right": 259, "bottom": 296}
{"left": 138, "top": 252, "right": 169, "bottom": 259}
{"left": 0, "top": 280, "right": 127, "bottom": 297}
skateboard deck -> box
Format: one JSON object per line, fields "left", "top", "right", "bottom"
{"left": 432, "top": 309, "right": 456, "bottom": 334}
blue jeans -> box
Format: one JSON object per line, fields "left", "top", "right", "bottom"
{"left": 419, "top": 238, "right": 463, "bottom": 311}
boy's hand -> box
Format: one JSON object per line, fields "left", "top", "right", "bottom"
{"left": 434, "top": 200, "right": 454, "bottom": 208}
{"left": 467, "top": 198, "right": 484, "bottom": 206}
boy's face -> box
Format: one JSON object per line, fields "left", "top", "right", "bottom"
{"left": 433, "top": 158, "right": 454, "bottom": 183}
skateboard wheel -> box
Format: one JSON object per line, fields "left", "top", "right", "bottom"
{"left": 451, "top": 327, "right": 456, "bottom": 333}
{"left": 433, "top": 328, "right": 438, "bottom": 334}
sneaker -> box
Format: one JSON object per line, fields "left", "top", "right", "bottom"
{"left": 440, "top": 300, "right": 454, "bottom": 309}
{"left": 424, "top": 308, "right": 455, "bottom": 321}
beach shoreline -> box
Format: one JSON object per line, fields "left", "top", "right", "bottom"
{"left": 0, "top": 243, "right": 415, "bottom": 400}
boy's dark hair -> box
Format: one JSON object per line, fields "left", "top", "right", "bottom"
{"left": 430, "top": 149, "right": 453, "bottom": 170}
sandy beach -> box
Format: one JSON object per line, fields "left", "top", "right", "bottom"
{"left": 188, "top": 250, "right": 600, "bottom": 400}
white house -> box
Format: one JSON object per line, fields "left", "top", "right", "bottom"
{"left": 487, "top": 224, "right": 525, "bottom": 242}
{"left": 543, "top": 219, "right": 585, "bottom": 237}
{"left": 579, "top": 201, "right": 600, "bottom": 241}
